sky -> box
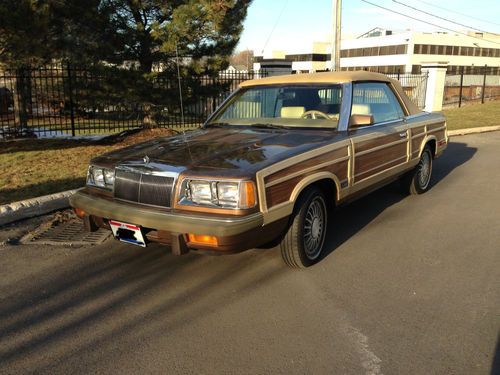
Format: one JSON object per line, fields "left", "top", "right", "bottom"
{"left": 236, "top": 0, "right": 500, "bottom": 55}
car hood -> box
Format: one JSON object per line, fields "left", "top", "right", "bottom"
{"left": 92, "top": 127, "right": 347, "bottom": 178}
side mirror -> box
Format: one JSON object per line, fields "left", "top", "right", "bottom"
{"left": 349, "top": 114, "right": 374, "bottom": 128}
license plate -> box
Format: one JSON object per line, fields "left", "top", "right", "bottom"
{"left": 109, "top": 220, "right": 146, "bottom": 247}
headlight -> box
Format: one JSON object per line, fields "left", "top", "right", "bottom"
{"left": 180, "top": 179, "right": 256, "bottom": 209}
{"left": 87, "top": 166, "right": 115, "bottom": 189}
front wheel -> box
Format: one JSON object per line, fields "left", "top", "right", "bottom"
{"left": 401, "top": 145, "right": 433, "bottom": 195}
{"left": 280, "top": 187, "right": 328, "bottom": 268}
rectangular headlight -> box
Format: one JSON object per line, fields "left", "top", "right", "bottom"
{"left": 188, "top": 180, "right": 213, "bottom": 205}
{"left": 181, "top": 179, "right": 256, "bottom": 209}
{"left": 217, "top": 182, "right": 239, "bottom": 208}
{"left": 87, "top": 166, "right": 114, "bottom": 189}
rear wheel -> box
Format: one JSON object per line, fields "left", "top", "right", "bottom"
{"left": 402, "top": 145, "right": 433, "bottom": 195}
{"left": 280, "top": 187, "right": 328, "bottom": 268}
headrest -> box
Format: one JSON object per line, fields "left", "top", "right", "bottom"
{"left": 351, "top": 104, "right": 371, "bottom": 115}
{"left": 281, "top": 106, "right": 305, "bottom": 118}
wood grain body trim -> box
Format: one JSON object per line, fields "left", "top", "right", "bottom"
{"left": 355, "top": 137, "right": 407, "bottom": 157}
{"left": 265, "top": 155, "right": 349, "bottom": 187}
{"left": 427, "top": 125, "right": 446, "bottom": 134}
{"left": 265, "top": 160, "right": 348, "bottom": 208}
{"left": 355, "top": 155, "right": 407, "bottom": 182}
{"left": 427, "top": 122, "right": 446, "bottom": 132}
{"left": 354, "top": 132, "right": 403, "bottom": 153}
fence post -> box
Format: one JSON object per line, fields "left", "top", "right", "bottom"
{"left": 481, "top": 64, "right": 487, "bottom": 104}
{"left": 212, "top": 76, "right": 217, "bottom": 112}
{"left": 420, "top": 62, "right": 448, "bottom": 112}
{"left": 14, "top": 66, "right": 30, "bottom": 129}
{"left": 458, "top": 66, "right": 464, "bottom": 108}
{"left": 397, "top": 68, "right": 400, "bottom": 80}
{"left": 66, "top": 61, "right": 76, "bottom": 136}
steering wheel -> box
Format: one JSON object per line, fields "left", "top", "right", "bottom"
{"left": 301, "top": 110, "right": 331, "bottom": 120}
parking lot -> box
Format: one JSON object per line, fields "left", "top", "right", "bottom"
{"left": 0, "top": 132, "right": 499, "bottom": 374}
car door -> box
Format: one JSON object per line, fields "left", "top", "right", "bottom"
{"left": 348, "top": 82, "right": 409, "bottom": 191}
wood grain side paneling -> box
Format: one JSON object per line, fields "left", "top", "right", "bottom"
{"left": 266, "top": 176, "right": 303, "bottom": 207}
{"left": 434, "top": 129, "right": 446, "bottom": 141}
{"left": 264, "top": 148, "right": 348, "bottom": 184}
{"left": 355, "top": 142, "right": 406, "bottom": 180}
{"left": 411, "top": 126, "right": 425, "bottom": 136}
{"left": 265, "top": 160, "right": 349, "bottom": 209}
{"left": 427, "top": 122, "right": 445, "bottom": 131}
{"left": 412, "top": 134, "right": 425, "bottom": 158}
{"left": 355, "top": 133, "right": 402, "bottom": 153}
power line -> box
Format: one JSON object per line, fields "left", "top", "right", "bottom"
{"left": 414, "top": 0, "right": 500, "bottom": 27}
{"left": 392, "top": 0, "right": 494, "bottom": 35}
{"left": 360, "top": 0, "right": 500, "bottom": 45}
{"left": 261, "top": 0, "right": 289, "bottom": 54}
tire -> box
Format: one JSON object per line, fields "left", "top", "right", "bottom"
{"left": 280, "top": 187, "right": 328, "bottom": 268}
{"left": 402, "top": 145, "right": 433, "bottom": 195}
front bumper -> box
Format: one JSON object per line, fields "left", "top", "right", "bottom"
{"left": 69, "top": 190, "right": 264, "bottom": 238}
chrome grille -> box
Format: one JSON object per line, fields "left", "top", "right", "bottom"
{"left": 114, "top": 169, "right": 174, "bottom": 208}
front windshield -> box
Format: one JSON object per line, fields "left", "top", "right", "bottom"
{"left": 208, "top": 84, "right": 342, "bottom": 129}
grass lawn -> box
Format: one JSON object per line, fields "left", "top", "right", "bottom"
{"left": 0, "top": 129, "right": 176, "bottom": 205}
{"left": 443, "top": 100, "right": 500, "bottom": 130}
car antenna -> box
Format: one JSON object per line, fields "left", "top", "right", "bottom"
{"left": 176, "top": 42, "right": 193, "bottom": 162}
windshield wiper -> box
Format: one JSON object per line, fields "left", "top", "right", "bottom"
{"left": 205, "top": 122, "right": 228, "bottom": 128}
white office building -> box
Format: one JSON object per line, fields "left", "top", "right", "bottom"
{"left": 254, "top": 28, "right": 500, "bottom": 75}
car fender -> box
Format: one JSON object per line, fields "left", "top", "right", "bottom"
{"left": 290, "top": 171, "right": 341, "bottom": 204}
{"left": 419, "top": 135, "right": 438, "bottom": 157}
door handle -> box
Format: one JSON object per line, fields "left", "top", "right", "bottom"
{"left": 399, "top": 132, "right": 407, "bottom": 138}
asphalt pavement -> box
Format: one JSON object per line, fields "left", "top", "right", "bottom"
{"left": 1, "top": 132, "right": 499, "bottom": 375}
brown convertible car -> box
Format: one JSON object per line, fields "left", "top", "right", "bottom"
{"left": 70, "top": 71, "right": 448, "bottom": 268}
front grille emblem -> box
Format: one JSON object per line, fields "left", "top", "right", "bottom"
{"left": 143, "top": 155, "right": 150, "bottom": 164}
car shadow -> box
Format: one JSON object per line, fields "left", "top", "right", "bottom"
{"left": 320, "top": 140, "right": 477, "bottom": 260}
{"left": 0, "top": 240, "right": 287, "bottom": 373}
{"left": 492, "top": 334, "right": 500, "bottom": 375}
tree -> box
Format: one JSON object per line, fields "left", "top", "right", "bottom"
{"left": 0, "top": 0, "right": 252, "bottom": 127}
{"left": 0, "top": 0, "right": 252, "bottom": 73}
{"left": 230, "top": 49, "right": 254, "bottom": 70}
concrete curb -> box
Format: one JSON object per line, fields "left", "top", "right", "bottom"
{"left": 0, "top": 189, "right": 78, "bottom": 227}
{"left": 448, "top": 125, "right": 500, "bottom": 136}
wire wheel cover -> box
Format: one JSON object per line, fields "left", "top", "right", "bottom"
{"left": 418, "top": 151, "right": 432, "bottom": 189}
{"left": 303, "top": 197, "right": 326, "bottom": 260}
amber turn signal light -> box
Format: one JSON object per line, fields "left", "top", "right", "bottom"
{"left": 240, "top": 181, "right": 256, "bottom": 209}
{"left": 187, "top": 234, "right": 218, "bottom": 246}
{"left": 74, "top": 208, "right": 86, "bottom": 219}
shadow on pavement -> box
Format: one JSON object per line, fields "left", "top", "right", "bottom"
{"left": 0, "top": 242, "right": 285, "bottom": 372}
{"left": 492, "top": 334, "right": 500, "bottom": 375}
{"left": 321, "top": 140, "right": 477, "bottom": 260}
{"left": 429, "top": 140, "right": 477, "bottom": 189}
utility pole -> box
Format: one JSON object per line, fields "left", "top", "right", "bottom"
{"left": 331, "top": 0, "right": 342, "bottom": 71}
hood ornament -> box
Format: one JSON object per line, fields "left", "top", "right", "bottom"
{"left": 143, "top": 155, "right": 150, "bottom": 164}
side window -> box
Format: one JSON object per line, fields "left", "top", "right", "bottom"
{"left": 352, "top": 82, "right": 405, "bottom": 124}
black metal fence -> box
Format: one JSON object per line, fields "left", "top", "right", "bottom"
{"left": 0, "top": 64, "right": 264, "bottom": 139}
{"left": 443, "top": 66, "right": 500, "bottom": 107}
{"left": 0, "top": 64, "right": 429, "bottom": 139}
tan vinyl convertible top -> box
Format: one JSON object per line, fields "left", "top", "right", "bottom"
{"left": 239, "top": 71, "right": 392, "bottom": 87}
{"left": 239, "top": 71, "right": 421, "bottom": 115}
